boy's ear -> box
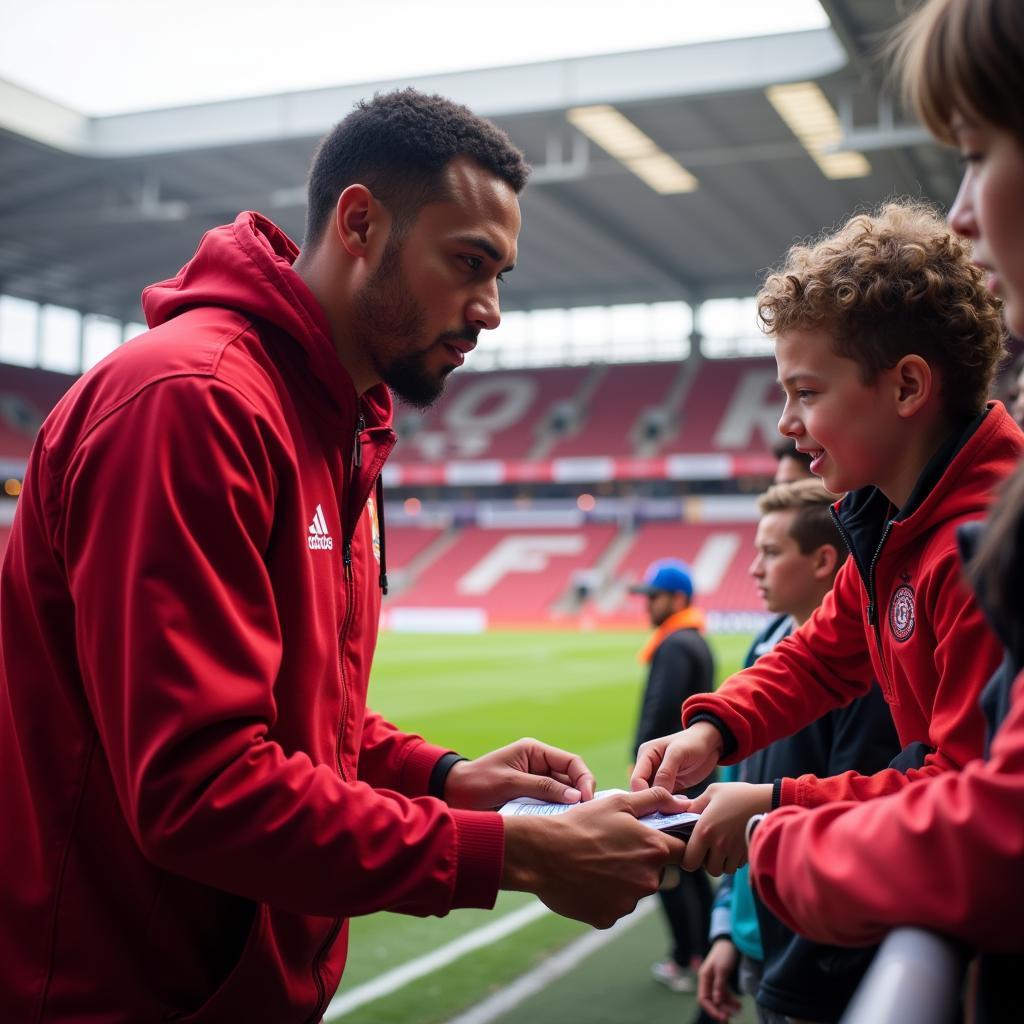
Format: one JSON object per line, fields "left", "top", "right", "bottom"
{"left": 333, "top": 184, "right": 391, "bottom": 259}
{"left": 813, "top": 543, "right": 839, "bottom": 581}
{"left": 892, "top": 354, "right": 934, "bottom": 418}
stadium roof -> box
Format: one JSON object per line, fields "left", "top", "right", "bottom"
{"left": 0, "top": 0, "right": 958, "bottom": 323}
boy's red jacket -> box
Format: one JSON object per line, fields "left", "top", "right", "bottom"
{"left": 0, "top": 212, "right": 504, "bottom": 1022}
{"left": 683, "top": 403, "right": 1022, "bottom": 806}
{"left": 749, "top": 665, "right": 1024, "bottom": 949}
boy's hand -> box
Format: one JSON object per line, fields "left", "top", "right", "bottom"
{"left": 501, "top": 787, "right": 686, "bottom": 929}
{"left": 677, "top": 782, "right": 773, "bottom": 875}
{"left": 444, "top": 738, "right": 596, "bottom": 809}
{"left": 630, "top": 722, "right": 722, "bottom": 793}
{"left": 698, "top": 939, "right": 743, "bottom": 1021}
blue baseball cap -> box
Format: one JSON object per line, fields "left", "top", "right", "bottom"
{"left": 629, "top": 558, "right": 694, "bottom": 598}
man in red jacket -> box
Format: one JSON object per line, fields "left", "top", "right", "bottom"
{"left": 0, "top": 89, "right": 684, "bottom": 1023}
{"left": 631, "top": 200, "right": 1022, "bottom": 875}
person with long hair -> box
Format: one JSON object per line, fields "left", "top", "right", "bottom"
{"left": 745, "top": 2, "right": 1024, "bottom": 1019}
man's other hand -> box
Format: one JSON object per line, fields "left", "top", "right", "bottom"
{"left": 630, "top": 722, "right": 722, "bottom": 793}
{"left": 444, "top": 738, "right": 595, "bottom": 810}
{"left": 500, "top": 787, "right": 686, "bottom": 929}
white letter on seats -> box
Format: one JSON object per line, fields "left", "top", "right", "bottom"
{"left": 713, "top": 369, "right": 781, "bottom": 449}
{"left": 457, "top": 535, "right": 586, "bottom": 594}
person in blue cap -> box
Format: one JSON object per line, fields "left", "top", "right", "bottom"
{"left": 631, "top": 558, "right": 716, "bottom": 995}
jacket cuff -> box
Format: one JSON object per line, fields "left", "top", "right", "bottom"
{"left": 449, "top": 809, "right": 505, "bottom": 910}
{"left": 401, "top": 740, "right": 457, "bottom": 796}
{"left": 685, "top": 713, "right": 738, "bottom": 760}
{"left": 776, "top": 776, "right": 799, "bottom": 806}
{"left": 709, "top": 903, "right": 733, "bottom": 942}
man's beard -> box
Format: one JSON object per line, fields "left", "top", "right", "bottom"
{"left": 353, "top": 238, "right": 455, "bottom": 409}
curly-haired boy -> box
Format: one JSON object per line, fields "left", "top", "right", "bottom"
{"left": 631, "top": 200, "right": 1023, "bottom": 875}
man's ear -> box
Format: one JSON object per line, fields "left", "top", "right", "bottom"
{"left": 892, "top": 354, "right": 934, "bottom": 418}
{"left": 813, "top": 543, "right": 839, "bottom": 581}
{"left": 333, "top": 184, "right": 389, "bottom": 259}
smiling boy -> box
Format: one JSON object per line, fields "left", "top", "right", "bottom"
{"left": 631, "top": 201, "right": 1023, "bottom": 873}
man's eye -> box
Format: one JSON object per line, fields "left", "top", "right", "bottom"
{"left": 958, "top": 151, "right": 983, "bottom": 166}
{"left": 463, "top": 255, "right": 483, "bottom": 271}
{"left": 496, "top": 272, "right": 506, "bottom": 283}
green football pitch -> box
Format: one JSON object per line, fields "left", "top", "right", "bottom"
{"left": 327, "top": 629, "right": 756, "bottom": 1024}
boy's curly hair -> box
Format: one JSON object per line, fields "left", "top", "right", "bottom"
{"left": 757, "top": 201, "right": 1005, "bottom": 419}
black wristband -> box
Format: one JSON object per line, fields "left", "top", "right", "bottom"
{"left": 771, "top": 779, "right": 783, "bottom": 809}
{"left": 428, "top": 752, "right": 468, "bottom": 800}
{"left": 686, "top": 713, "right": 738, "bottom": 760}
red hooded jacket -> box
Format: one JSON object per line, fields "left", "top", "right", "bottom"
{"left": 0, "top": 213, "right": 504, "bottom": 1023}
{"left": 683, "top": 404, "right": 1022, "bottom": 806}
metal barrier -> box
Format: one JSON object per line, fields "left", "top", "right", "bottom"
{"left": 840, "top": 928, "right": 967, "bottom": 1024}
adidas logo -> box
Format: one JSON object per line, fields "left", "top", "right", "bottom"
{"left": 307, "top": 504, "right": 334, "bottom": 551}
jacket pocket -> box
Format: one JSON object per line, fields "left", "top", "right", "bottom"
{"left": 173, "top": 902, "right": 269, "bottom": 1023}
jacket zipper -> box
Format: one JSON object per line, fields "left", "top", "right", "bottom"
{"left": 831, "top": 508, "right": 896, "bottom": 695}
{"left": 309, "top": 418, "right": 364, "bottom": 1022}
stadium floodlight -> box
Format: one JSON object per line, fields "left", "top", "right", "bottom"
{"left": 566, "top": 105, "right": 698, "bottom": 194}
{"left": 765, "top": 82, "right": 871, "bottom": 180}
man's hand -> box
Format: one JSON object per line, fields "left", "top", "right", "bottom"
{"left": 444, "top": 738, "right": 596, "bottom": 810}
{"left": 630, "top": 722, "right": 723, "bottom": 793}
{"left": 676, "top": 782, "right": 773, "bottom": 875}
{"left": 501, "top": 788, "right": 687, "bottom": 929}
{"left": 698, "top": 938, "right": 743, "bottom": 1021}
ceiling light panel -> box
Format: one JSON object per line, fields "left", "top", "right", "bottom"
{"left": 567, "top": 105, "right": 698, "bottom": 194}
{"left": 766, "top": 82, "right": 871, "bottom": 180}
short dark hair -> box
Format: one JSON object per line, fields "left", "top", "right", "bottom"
{"left": 772, "top": 436, "right": 813, "bottom": 470}
{"left": 304, "top": 88, "right": 530, "bottom": 247}
{"left": 757, "top": 479, "right": 845, "bottom": 557}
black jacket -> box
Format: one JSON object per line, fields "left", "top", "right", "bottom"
{"left": 634, "top": 624, "right": 715, "bottom": 797}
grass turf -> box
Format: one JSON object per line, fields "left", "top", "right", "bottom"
{"left": 331, "top": 629, "right": 752, "bottom": 1023}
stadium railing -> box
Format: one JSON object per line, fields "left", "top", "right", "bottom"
{"left": 840, "top": 927, "right": 967, "bottom": 1024}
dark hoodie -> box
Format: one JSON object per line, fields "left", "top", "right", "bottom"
{"left": 0, "top": 213, "right": 504, "bottom": 1023}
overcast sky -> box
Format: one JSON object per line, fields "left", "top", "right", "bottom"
{"left": 0, "top": 0, "right": 828, "bottom": 115}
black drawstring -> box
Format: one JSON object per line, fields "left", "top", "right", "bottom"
{"left": 375, "top": 474, "right": 388, "bottom": 595}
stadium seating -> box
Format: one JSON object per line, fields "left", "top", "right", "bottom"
{"left": 547, "top": 362, "right": 683, "bottom": 457}
{"left": 387, "top": 358, "right": 780, "bottom": 466}
{"left": 385, "top": 520, "right": 763, "bottom": 627}
{"left": 390, "top": 366, "right": 591, "bottom": 462}
{"left": 385, "top": 524, "right": 447, "bottom": 570}
{"left": 600, "top": 521, "right": 760, "bottom": 617}
{"left": 0, "top": 365, "right": 77, "bottom": 462}
{"left": 386, "top": 524, "right": 619, "bottom": 625}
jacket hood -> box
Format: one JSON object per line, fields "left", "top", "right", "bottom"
{"left": 142, "top": 211, "right": 392, "bottom": 424}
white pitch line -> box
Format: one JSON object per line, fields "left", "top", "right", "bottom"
{"left": 324, "top": 900, "right": 551, "bottom": 1020}
{"left": 443, "top": 897, "right": 657, "bottom": 1024}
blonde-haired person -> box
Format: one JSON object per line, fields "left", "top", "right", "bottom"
{"left": 744, "top": 2, "right": 1024, "bottom": 1021}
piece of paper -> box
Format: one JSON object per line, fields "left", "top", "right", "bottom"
{"left": 498, "top": 787, "right": 699, "bottom": 839}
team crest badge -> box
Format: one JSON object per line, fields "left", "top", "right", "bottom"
{"left": 888, "top": 576, "right": 915, "bottom": 642}
{"left": 367, "top": 496, "right": 381, "bottom": 563}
